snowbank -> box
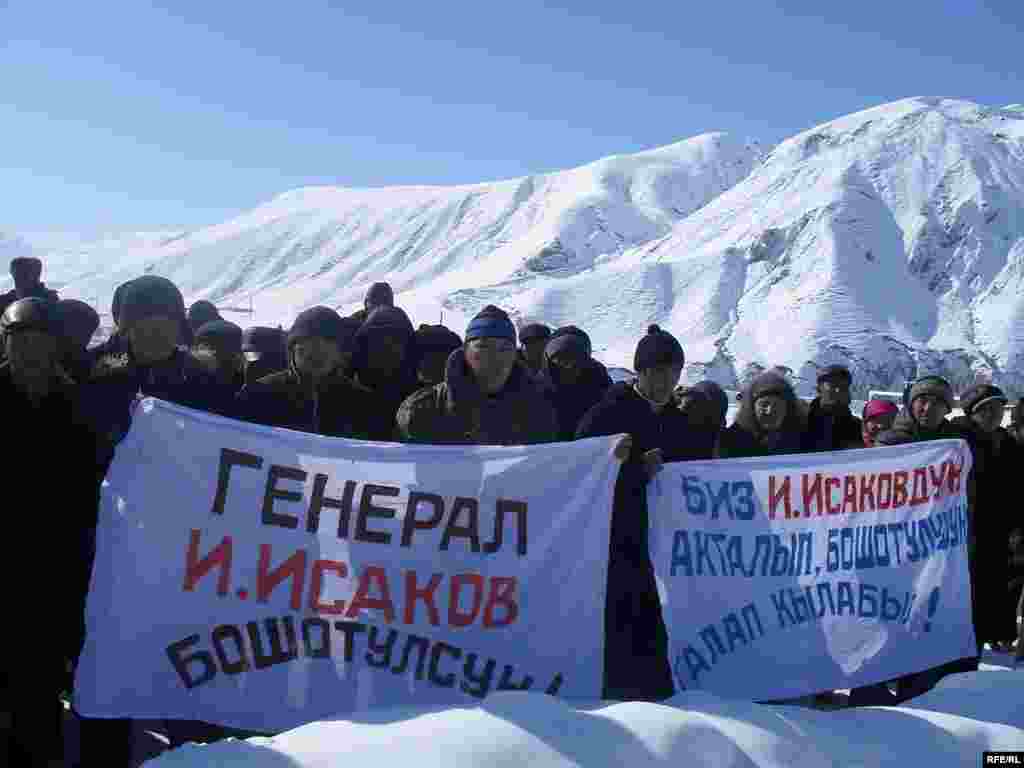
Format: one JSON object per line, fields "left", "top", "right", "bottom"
{"left": 145, "top": 655, "right": 1024, "bottom": 767}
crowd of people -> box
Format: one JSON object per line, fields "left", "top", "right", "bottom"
{"left": 2, "top": 255, "right": 1023, "bottom": 766}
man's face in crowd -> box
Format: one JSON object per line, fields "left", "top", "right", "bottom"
{"left": 911, "top": 394, "right": 949, "bottom": 430}
{"left": 754, "top": 393, "right": 787, "bottom": 432}
{"left": 465, "top": 337, "right": 517, "bottom": 394}
{"left": 971, "top": 401, "right": 1005, "bottom": 434}
{"left": 292, "top": 335, "right": 342, "bottom": 379}
{"left": 818, "top": 376, "right": 851, "bottom": 409}
{"left": 127, "top": 316, "right": 180, "bottom": 365}
{"left": 521, "top": 339, "right": 547, "bottom": 370}
{"left": 637, "top": 363, "right": 683, "bottom": 405}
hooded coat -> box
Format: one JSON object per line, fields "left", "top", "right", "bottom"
{"left": 719, "top": 373, "right": 815, "bottom": 457}
{"left": 397, "top": 350, "right": 557, "bottom": 446}
{"left": 575, "top": 381, "right": 714, "bottom": 702}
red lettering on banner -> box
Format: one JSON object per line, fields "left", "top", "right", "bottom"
{"left": 802, "top": 473, "right": 823, "bottom": 517}
{"left": 345, "top": 565, "right": 396, "bottom": 623}
{"left": 841, "top": 476, "right": 859, "bottom": 515}
{"left": 769, "top": 475, "right": 792, "bottom": 520}
{"left": 309, "top": 560, "right": 348, "bottom": 615}
{"left": 183, "top": 529, "right": 233, "bottom": 596}
{"left": 825, "top": 476, "right": 841, "bottom": 515}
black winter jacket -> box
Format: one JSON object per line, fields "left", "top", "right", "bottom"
{"left": 536, "top": 358, "right": 613, "bottom": 441}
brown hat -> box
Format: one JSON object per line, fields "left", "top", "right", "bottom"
{"left": 908, "top": 375, "right": 954, "bottom": 411}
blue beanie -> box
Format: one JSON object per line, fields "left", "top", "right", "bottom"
{"left": 465, "top": 305, "right": 516, "bottom": 343}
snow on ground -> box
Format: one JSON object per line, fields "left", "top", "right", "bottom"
{"left": 143, "top": 651, "right": 1024, "bottom": 767}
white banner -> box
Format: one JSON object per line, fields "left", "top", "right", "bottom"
{"left": 650, "top": 441, "right": 977, "bottom": 700}
{"left": 75, "top": 398, "right": 619, "bottom": 733}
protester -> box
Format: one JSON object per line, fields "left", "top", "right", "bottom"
{"left": 719, "top": 370, "right": 814, "bottom": 457}
{"left": 805, "top": 365, "right": 863, "bottom": 450}
{"left": 397, "top": 305, "right": 557, "bottom": 445}
{"left": 349, "top": 281, "right": 395, "bottom": 325}
{"left": 0, "top": 256, "right": 59, "bottom": 315}
{"left": 236, "top": 306, "right": 374, "bottom": 438}
{"left": 518, "top": 322, "right": 552, "bottom": 376}
{"left": 85, "top": 276, "right": 236, "bottom": 450}
{"left": 575, "top": 324, "right": 708, "bottom": 702}
{"left": 193, "top": 319, "right": 245, "bottom": 393}
{"left": 186, "top": 299, "right": 221, "bottom": 335}
{"left": 536, "top": 325, "right": 612, "bottom": 441}
{"left": 241, "top": 326, "right": 289, "bottom": 387}
{"left": 348, "top": 305, "right": 420, "bottom": 440}
{"left": 860, "top": 399, "right": 899, "bottom": 447}
{"left": 873, "top": 375, "right": 982, "bottom": 699}
{"left": 54, "top": 298, "right": 102, "bottom": 383}
{"left": 414, "top": 323, "right": 463, "bottom": 387}
{"left": 953, "top": 384, "right": 1019, "bottom": 652}
{"left": 676, "top": 380, "right": 729, "bottom": 456}
{"left": 87, "top": 278, "right": 135, "bottom": 362}
{"left": 0, "top": 298, "right": 101, "bottom": 767}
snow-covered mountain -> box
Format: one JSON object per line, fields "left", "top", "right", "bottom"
{"left": 13, "top": 97, "right": 1024, "bottom": 397}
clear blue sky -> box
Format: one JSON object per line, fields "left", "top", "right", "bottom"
{"left": 2, "top": 0, "right": 1021, "bottom": 234}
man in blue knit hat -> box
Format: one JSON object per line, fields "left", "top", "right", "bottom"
{"left": 397, "top": 305, "right": 557, "bottom": 445}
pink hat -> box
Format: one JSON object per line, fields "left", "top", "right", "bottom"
{"left": 863, "top": 399, "right": 899, "bottom": 421}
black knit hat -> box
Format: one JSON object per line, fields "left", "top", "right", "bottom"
{"left": 959, "top": 383, "right": 1007, "bottom": 415}
{"left": 908, "top": 375, "right": 954, "bottom": 411}
{"left": 54, "top": 299, "right": 100, "bottom": 349}
{"left": 415, "top": 324, "right": 462, "bottom": 354}
{"left": 545, "top": 326, "right": 592, "bottom": 361}
{"left": 118, "top": 276, "right": 186, "bottom": 331}
{"left": 633, "top": 325, "right": 685, "bottom": 372}
{"left": 195, "top": 319, "right": 243, "bottom": 356}
{"left": 288, "top": 306, "right": 350, "bottom": 348}
{"left": 817, "top": 364, "right": 852, "bottom": 385}
{"left": 748, "top": 371, "right": 794, "bottom": 403}
{"left": 364, "top": 282, "right": 394, "bottom": 309}
{"left": 357, "top": 305, "right": 415, "bottom": 341}
{"left": 519, "top": 323, "right": 552, "bottom": 344}
{"left": 188, "top": 300, "right": 221, "bottom": 332}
